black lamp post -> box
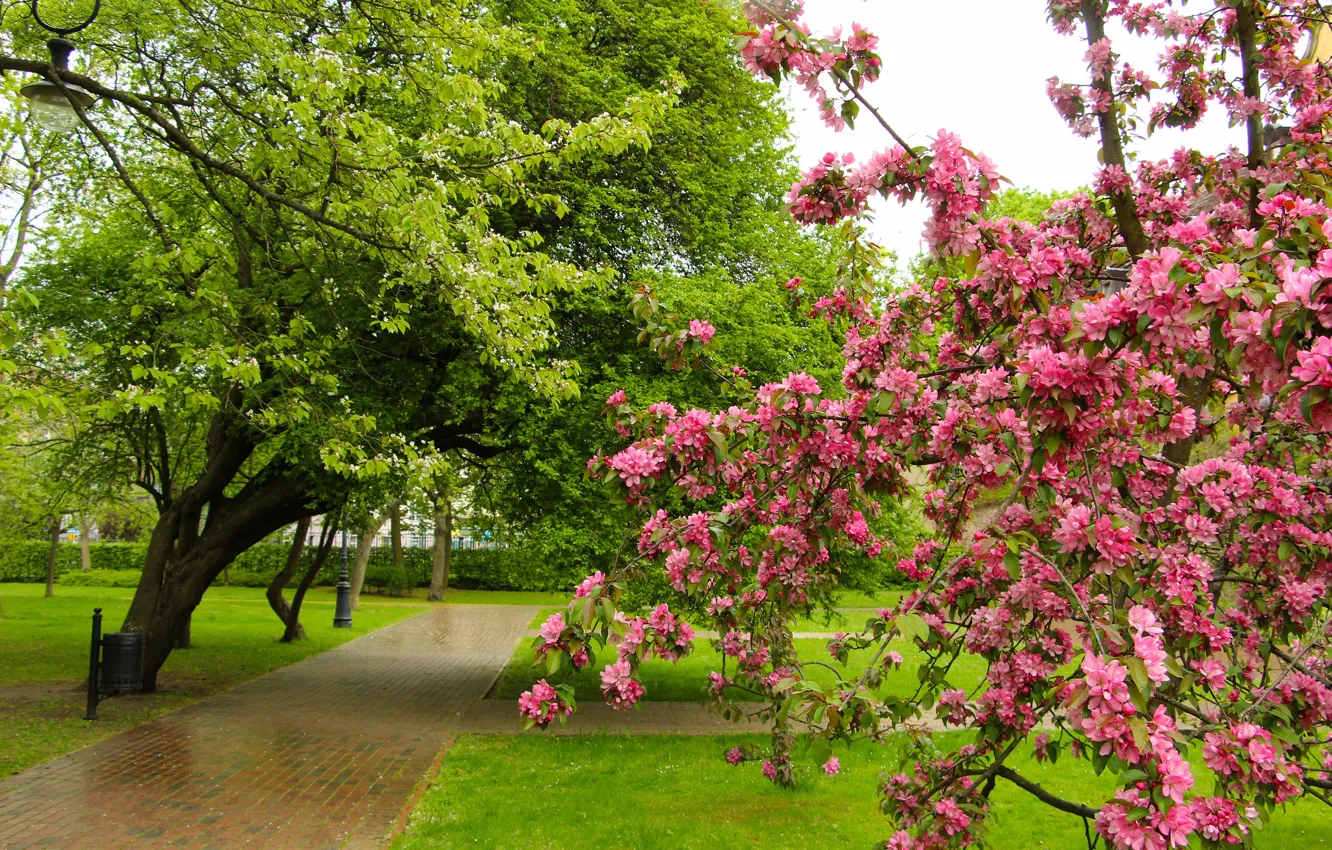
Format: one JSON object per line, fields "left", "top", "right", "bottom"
{"left": 333, "top": 508, "right": 353, "bottom": 628}
{"left": 19, "top": 0, "right": 101, "bottom": 132}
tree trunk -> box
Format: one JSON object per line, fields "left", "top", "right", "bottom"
{"left": 79, "top": 517, "right": 92, "bottom": 571}
{"left": 283, "top": 517, "right": 338, "bottom": 642}
{"left": 429, "top": 490, "right": 452, "bottom": 602}
{"left": 122, "top": 422, "right": 326, "bottom": 690}
{"left": 45, "top": 520, "right": 59, "bottom": 597}
{"left": 266, "top": 517, "right": 310, "bottom": 631}
{"left": 389, "top": 501, "right": 404, "bottom": 568}
{"left": 174, "top": 614, "right": 192, "bottom": 649}
{"left": 349, "top": 504, "right": 394, "bottom": 611}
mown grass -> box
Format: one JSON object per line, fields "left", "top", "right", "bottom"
{"left": 0, "top": 583, "right": 430, "bottom": 776}
{"left": 496, "top": 626, "right": 987, "bottom": 704}
{"left": 393, "top": 732, "right": 1332, "bottom": 850}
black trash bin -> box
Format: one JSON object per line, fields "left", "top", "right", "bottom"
{"left": 100, "top": 632, "right": 144, "bottom": 695}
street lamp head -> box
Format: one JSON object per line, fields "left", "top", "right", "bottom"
{"left": 20, "top": 0, "right": 102, "bottom": 132}
{"left": 21, "top": 39, "right": 95, "bottom": 131}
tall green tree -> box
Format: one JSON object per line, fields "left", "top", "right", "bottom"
{"left": 1, "top": 0, "right": 673, "bottom": 687}
{"left": 457, "top": 0, "right": 920, "bottom": 588}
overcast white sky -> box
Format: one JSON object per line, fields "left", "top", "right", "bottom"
{"left": 783, "top": 1, "right": 1249, "bottom": 260}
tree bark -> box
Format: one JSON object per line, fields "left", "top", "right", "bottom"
{"left": 1081, "top": 0, "right": 1148, "bottom": 259}
{"left": 428, "top": 488, "right": 452, "bottom": 602}
{"left": 1235, "top": 1, "right": 1266, "bottom": 229}
{"left": 79, "top": 517, "right": 92, "bottom": 571}
{"left": 45, "top": 519, "right": 59, "bottom": 597}
{"left": 174, "top": 614, "right": 191, "bottom": 649}
{"left": 389, "top": 501, "right": 404, "bottom": 568}
{"left": 350, "top": 503, "right": 394, "bottom": 611}
{"left": 266, "top": 517, "right": 310, "bottom": 631}
{"left": 283, "top": 516, "right": 338, "bottom": 642}
{"left": 122, "top": 417, "right": 327, "bottom": 690}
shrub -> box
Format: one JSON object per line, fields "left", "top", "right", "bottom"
{"left": 0, "top": 541, "right": 148, "bottom": 582}
{"left": 58, "top": 569, "right": 143, "bottom": 588}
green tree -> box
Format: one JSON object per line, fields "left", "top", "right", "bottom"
{"left": 984, "top": 186, "right": 1083, "bottom": 224}
{"left": 0, "top": 0, "right": 673, "bottom": 687}
{"left": 459, "top": 0, "right": 921, "bottom": 590}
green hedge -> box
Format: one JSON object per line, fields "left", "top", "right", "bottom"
{"left": 0, "top": 539, "right": 564, "bottom": 593}
{"left": 58, "top": 569, "right": 144, "bottom": 588}
{"left": 1, "top": 512, "right": 925, "bottom": 595}
{"left": 0, "top": 541, "right": 148, "bottom": 582}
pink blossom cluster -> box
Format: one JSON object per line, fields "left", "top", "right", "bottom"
{"left": 517, "top": 680, "right": 573, "bottom": 729}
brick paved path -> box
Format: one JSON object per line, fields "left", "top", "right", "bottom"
{"left": 0, "top": 604, "right": 534, "bottom": 850}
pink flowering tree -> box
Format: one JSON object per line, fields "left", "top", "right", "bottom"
{"left": 521, "top": 1, "right": 1332, "bottom": 846}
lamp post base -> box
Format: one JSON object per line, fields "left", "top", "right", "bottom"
{"left": 333, "top": 564, "right": 353, "bottom": 629}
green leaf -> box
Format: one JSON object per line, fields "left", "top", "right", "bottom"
{"left": 1004, "top": 551, "right": 1022, "bottom": 579}
{"left": 808, "top": 737, "right": 832, "bottom": 767}
{"left": 1126, "top": 657, "right": 1150, "bottom": 695}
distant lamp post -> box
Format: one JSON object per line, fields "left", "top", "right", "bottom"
{"left": 333, "top": 508, "right": 353, "bottom": 628}
{"left": 19, "top": 0, "right": 101, "bottom": 132}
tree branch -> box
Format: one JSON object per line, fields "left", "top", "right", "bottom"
{"left": 1080, "top": 0, "right": 1148, "bottom": 258}
{"left": 994, "top": 766, "right": 1099, "bottom": 819}
{"left": 1234, "top": 0, "right": 1266, "bottom": 229}
{"left": 0, "top": 57, "right": 397, "bottom": 250}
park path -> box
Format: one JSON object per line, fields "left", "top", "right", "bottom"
{"left": 0, "top": 604, "right": 534, "bottom": 850}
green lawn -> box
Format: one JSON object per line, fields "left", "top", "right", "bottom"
{"left": 496, "top": 629, "right": 987, "bottom": 704}
{"left": 0, "top": 583, "right": 430, "bottom": 777}
{"left": 393, "top": 732, "right": 1332, "bottom": 850}
{"left": 524, "top": 605, "right": 900, "bottom": 632}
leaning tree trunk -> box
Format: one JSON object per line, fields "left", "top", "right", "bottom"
{"left": 428, "top": 490, "right": 452, "bottom": 602}
{"left": 45, "top": 519, "right": 60, "bottom": 597}
{"left": 349, "top": 503, "right": 394, "bottom": 611}
{"left": 266, "top": 517, "right": 311, "bottom": 631}
{"left": 283, "top": 517, "right": 338, "bottom": 643}
{"left": 122, "top": 421, "right": 325, "bottom": 691}
{"left": 79, "top": 517, "right": 92, "bottom": 571}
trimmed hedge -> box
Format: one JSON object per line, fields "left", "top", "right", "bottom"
{"left": 0, "top": 539, "right": 558, "bottom": 593}
{"left": 0, "top": 541, "right": 148, "bottom": 583}
{"left": 58, "top": 569, "right": 144, "bottom": 588}
{"left": 2, "top": 514, "right": 925, "bottom": 595}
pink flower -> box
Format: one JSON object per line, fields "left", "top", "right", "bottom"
{"left": 823, "top": 756, "right": 841, "bottom": 776}
{"left": 605, "top": 389, "right": 627, "bottom": 408}
{"left": 1158, "top": 748, "right": 1195, "bottom": 803}
{"left": 1134, "top": 634, "right": 1170, "bottom": 684}
{"left": 608, "top": 445, "right": 664, "bottom": 488}
{"left": 600, "top": 658, "right": 645, "bottom": 709}
{"left": 1294, "top": 337, "right": 1332, "bottom": 386}
{"left": 934, "top": 798, "right": 972, "bottom": 836}
{"left": 1127, "top": 605, "right": 1163, "bottom": 637}
{"left": 783, "top": 372, "right": 822, "bottom": 395}
{"left": 539, "top": 612, "right": 566, "bottom": 646}
{"left": 573, "top": 571, "right": 607, "bottom": 598}
{"left": 1084, "top": 37, "right": 1114, "bottom": 79}
{"left": 1053, "top": 504, "right": 1093, "bottom": 552}
{"left": 518, "top": 679, "right": 572, "bottom": 727}
{"left": 688, "top": 319, "right": 716, "bottom": 344}
{"left": 726, "top": 747, "right": 745, "bottom": 765}
{"left": 762, "top": 760, "right": 777, "bottom": 781}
